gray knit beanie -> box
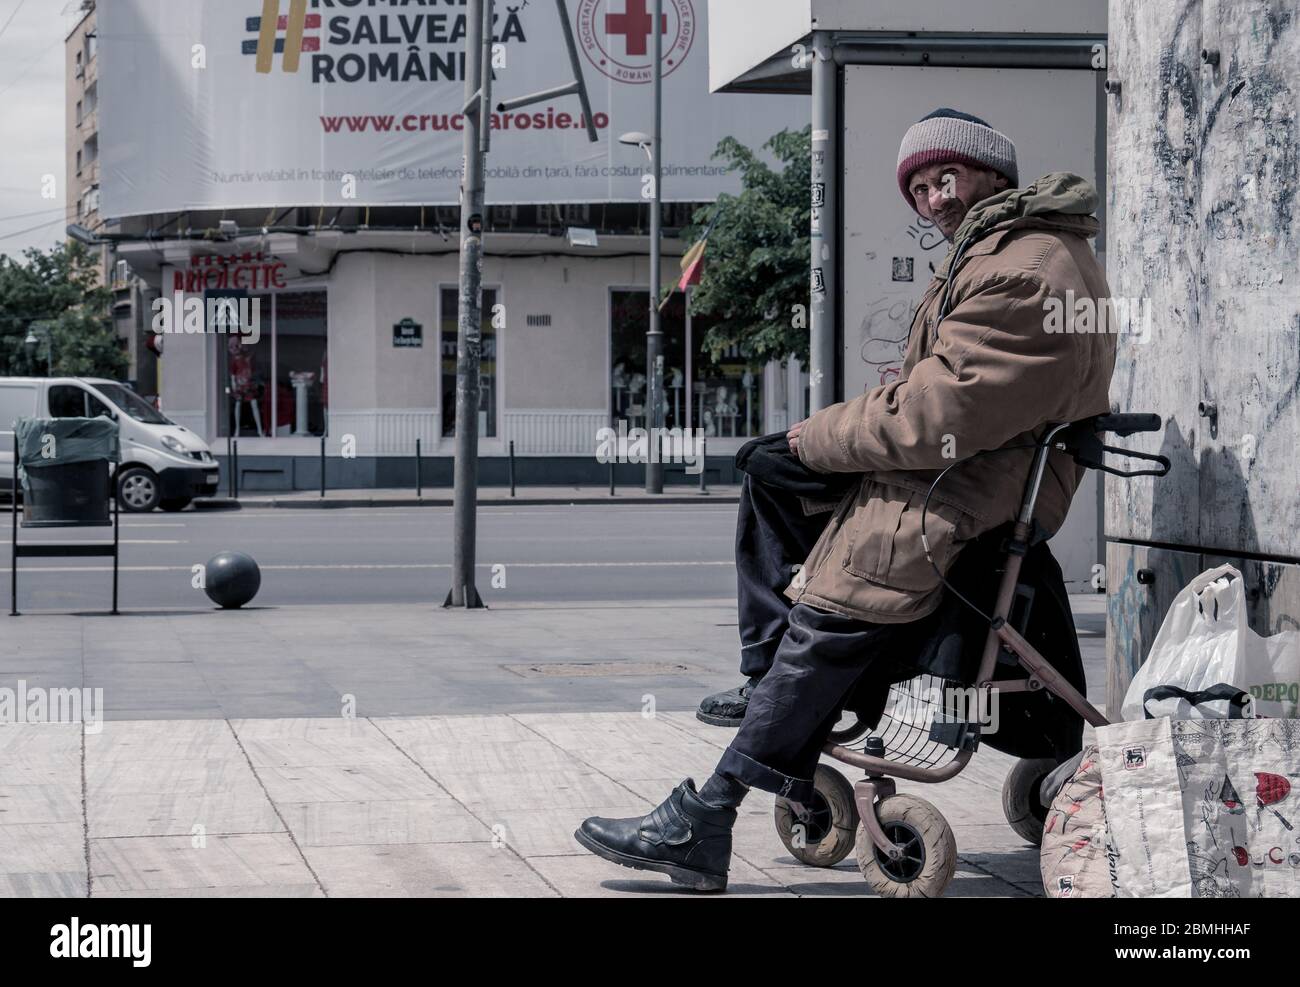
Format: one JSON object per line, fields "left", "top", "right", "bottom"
{"left": 896, "top": 108, "right": 1018, "bottom": 209}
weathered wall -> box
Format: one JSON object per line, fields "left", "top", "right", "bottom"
{"left": 1105, "top": 0, "right": 1300, "bottom": 709}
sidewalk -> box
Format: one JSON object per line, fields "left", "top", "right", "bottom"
{"left": 0, "top": 597, "right": 1102, "bottom": 897}
{"left": 1, "top": 713, "right": 1044, "bottom": 898}
{"left": 195, "top": 485, "right": 742, "bottom": 510}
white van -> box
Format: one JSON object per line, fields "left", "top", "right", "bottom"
{"left": 0, "top": 377, "right": 219, "bottom": 512}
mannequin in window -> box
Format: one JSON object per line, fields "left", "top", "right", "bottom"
{"left": 668, "top": 367, "right": 684, "bottom": 427}
{"left": 228, "top": 338, "right": 264, "bottom": 437}
{"left": 713, "top": 385, "right": 737, "bottom": 437}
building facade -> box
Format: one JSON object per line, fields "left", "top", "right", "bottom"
{"left": 117, "top": 219, "right": 804, "bottom": 488}
{"left": 65, "top": 0, "right": 154, "bottom": 395}
{"left": 86, "top": 0, "right": 809, "bottom": 487}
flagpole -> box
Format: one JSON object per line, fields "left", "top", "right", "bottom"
{"left": 659, "top": 205, "right": 721, "bottom": 312}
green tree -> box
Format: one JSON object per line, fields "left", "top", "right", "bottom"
{"left": 681, "top": 126, "right": 811, "bottom": 365}
{"left": 0, "top": 241, "right": 126, "bottom": 378}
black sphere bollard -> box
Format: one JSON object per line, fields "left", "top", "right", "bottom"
{"left": 204, "top": 551, "right": 262, "bottom": 609}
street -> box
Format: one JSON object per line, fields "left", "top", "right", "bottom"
{"left": 0, "top": 501, "right": 1107, "bottom": 719}
{"left": 2, "top": 503, "right": 741, "bottom": 611}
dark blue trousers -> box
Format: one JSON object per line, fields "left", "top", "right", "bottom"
{"left": 726, "top": 476, "right": 939, "bottom": 802}
{"left": 734, "top": 474, "right": 831, "bottom": 677}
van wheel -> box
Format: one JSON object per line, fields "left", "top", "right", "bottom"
{"left": 117, "top": 467, "right": 161, "bottom": 512}
{"left": 160, "top": 497, "right": 192, "bottom": 513}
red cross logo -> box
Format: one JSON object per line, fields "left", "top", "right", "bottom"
{"left": 604, "top": 0, "right": 668, "bottom": 57}
{"left": 576, "top": 0, "right": 696, "bottom": 84}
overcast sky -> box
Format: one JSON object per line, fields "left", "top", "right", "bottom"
{"left": 0, "top": 0, "right": 78, "bottom": 264}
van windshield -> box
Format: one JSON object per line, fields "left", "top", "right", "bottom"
{"left": 92, "top": 383, "right": 173, "bottom": 425}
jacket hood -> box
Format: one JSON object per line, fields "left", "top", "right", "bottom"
{"left": 936, "top": 172, "right": 1100, "bottom": 279}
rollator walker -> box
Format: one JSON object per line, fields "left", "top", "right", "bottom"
{"left": 772, "top": 412, "right": 1170, "bottom": 896}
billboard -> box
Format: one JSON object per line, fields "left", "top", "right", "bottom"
{"left": 98, "top": 0, "right": 806, "bottom": 216}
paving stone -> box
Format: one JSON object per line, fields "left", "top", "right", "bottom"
{"left": 232, "top": 717, "right": 410, "bottom": 767}
{"left": 252, "top": 762, "right": 448, "bottom": 803}
{"left": 278, "top": 799, "right": 489, "bottom": 847}
{"left": 427, "top": 767, "right": 639, "bottom": 813}
{"left": 0, "top": 823, "right": 85, "bottom": 873}
{"left": 0, "top": 872, "right": 86, "bottom": 897}
{"left": 93, "top": 884, "right": 324, "bottom": 898}
{"left": 527, "top": 853, "right": 792, "bottom": 899}
{"left": 303, "top": 842, "right": 558, "bottom": 897}
{"left": 89, "top": 833, "right": 317, "bottom": 893}
{"left": 87, "top": 758, "right": 265, "bottom": 798}
{"left": 89, "top": 791, "right": 284, "bottom": 839}
{"left": 84, "top": 719, "right": 236, "bottom": 760}
{"left": 0, "top": 723, "right": 82, "bottom": 756}
{"left": 0, "top": 784, "right": 83, "bottom": 825}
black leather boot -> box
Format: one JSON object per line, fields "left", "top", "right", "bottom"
{"left": 696, "top": 676, "right": 761, "bottom": 727}
{"left": 575, "top": 779, "right": 735, "bottom": 891}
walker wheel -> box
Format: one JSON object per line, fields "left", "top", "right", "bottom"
{"left": 856, "top": 794, "right": 957, "bottom": 897}
{"left": 1002, "top": 757, "right": 1057, "bottom": 847}
{"left": 774, "top": 764, "right": 859, "bottom": 867}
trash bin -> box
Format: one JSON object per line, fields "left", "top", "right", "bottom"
{"left": 23, "top": 460, "right": 112, "bottom": 524}
{"left": 15, "top": 416, "right": 120, "bottom": 526}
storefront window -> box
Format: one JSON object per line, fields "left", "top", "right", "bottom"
{"left": 690, "top": 316, "right": 764, "bottom": 438}
{"left": 440, "top": 286, "right": 497, "bottom": 438}
{"left": 275, "top": 292, "right": 328, "bottom": 437}
{"left": 217, "top": 291, "right": 327, "bottom": 437}
{"left": 609, "top": 290, "right": 763, "bottom": 438}
{"left": 609, "top": 290, "right": 687, "bottom": 431}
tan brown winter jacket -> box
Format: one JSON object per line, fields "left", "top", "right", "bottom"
{"left": 787, "top": 173, "right": 1117, "bottom": 623}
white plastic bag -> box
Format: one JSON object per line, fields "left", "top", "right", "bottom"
{"left": 1121, "top": 564, "right": 1300, "bottom": 721}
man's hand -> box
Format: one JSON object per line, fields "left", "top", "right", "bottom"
{"left": 787, "top": 419, "right": 806, "bottom": 455}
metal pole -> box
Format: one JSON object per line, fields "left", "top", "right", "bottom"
{"left": 446, "top": 0, "right": 491, "bottom": 609}
{"left": 226, "top": 432, "right": 234, "bottom": 498}
{"left": 10, "top": 432, "right": 17, "bottom": 616}
{"left": 232, "top": 439, "right": 240, "bottom": 499}
{"left": 508, "top": 440, "right": 516, "bottom": 497}
{"left": 809, "top": 31, "right": 837, "bottom": 414}
{"left": 320, "top": 434, "right": 326, "bottom": 498}
{"left": 416, "top": 438, "right": 422, "bottom": 499}
{"left": 699, "top": 434, "right": 707, "bottom": 494}
{"left": 111, "top": 471, "right": 119, "bottom": 615}
{"left": 645, "top": 0, "right": 664, "bottom": 493}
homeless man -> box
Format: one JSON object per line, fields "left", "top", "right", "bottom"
{"left": 575, "top": 108, "right": 1118, "bottom": 892}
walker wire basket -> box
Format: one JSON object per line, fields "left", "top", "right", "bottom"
{"left": 830, "top": 673, "right": 970, "bottom": 770}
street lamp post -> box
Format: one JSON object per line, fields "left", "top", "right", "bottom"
{"left": 24, "top": 322, "right": 54, "bottom": 376}
{"left": 648, "top": 0, "right": 664, "bottom": 494}
{"left": 619, "top": 0, "right": 665, "bottom": 495}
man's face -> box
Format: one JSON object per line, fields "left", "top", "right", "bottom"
{"left": 907, "top": 162, "right": 1009, "bottom": 241}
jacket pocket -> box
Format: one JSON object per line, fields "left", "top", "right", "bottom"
{"left": 842, "top": 480, "right": 975, "bottom": 592}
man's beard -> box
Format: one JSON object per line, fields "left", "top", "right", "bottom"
{"left": 933, "top": 198, "right": 968, "bottom": 240}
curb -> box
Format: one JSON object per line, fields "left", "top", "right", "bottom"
{"left": 194, "top": 494, "right": 739, "bottom": 510}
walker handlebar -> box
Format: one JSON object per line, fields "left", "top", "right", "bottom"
{"left": 1053, "top": 413, "right": 1170, "bottom": 478}
{"left": 1092, "top": 413, "right": 1162, "bottom": 436}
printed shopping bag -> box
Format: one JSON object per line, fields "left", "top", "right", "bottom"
{"left": 1040, "top": 745, "right": 1116, "bottom": 898}
{"left": 1098, "top": 716, "right": 1300, "bottom": 897}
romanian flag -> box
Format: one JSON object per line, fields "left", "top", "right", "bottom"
{"left": 660, "top": 208, "right": 722, "bottom": 311}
